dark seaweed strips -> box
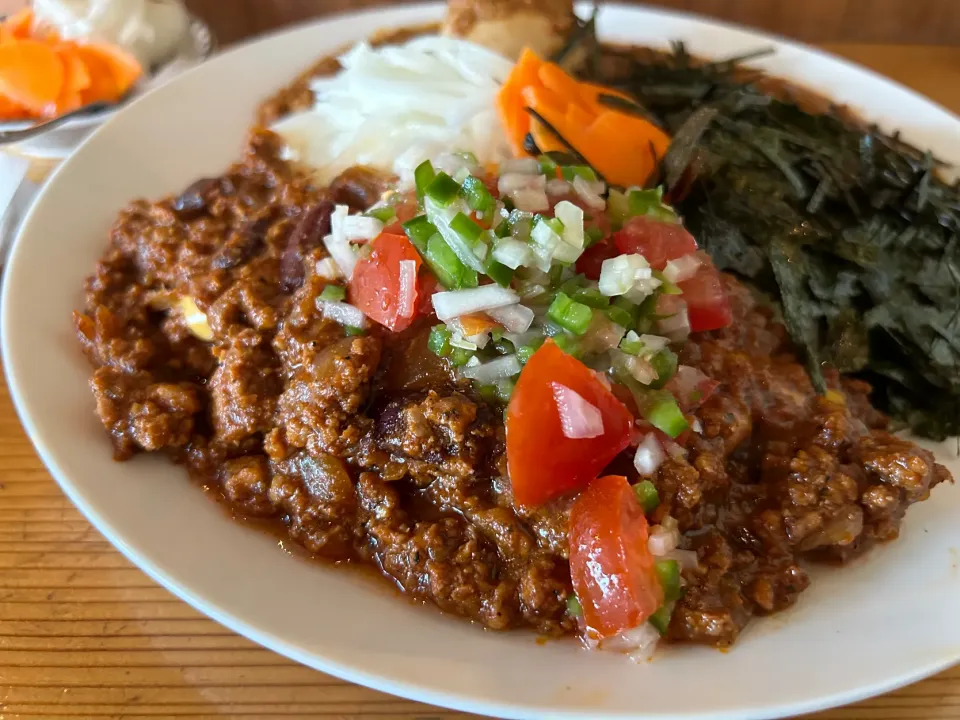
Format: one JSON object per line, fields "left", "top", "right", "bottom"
{"left": 584, "top": 43, "right": 960, "bottom": 439}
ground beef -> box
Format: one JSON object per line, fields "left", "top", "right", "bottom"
{"left": 76, "top": 131, "right": 951, "bottom": 647}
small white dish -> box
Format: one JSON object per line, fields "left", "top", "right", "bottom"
{"left": 0, "top": 13, "right": 214, "bottom": 159}
{"left": 2, "top": 3, "right": 959, "bottom": 719}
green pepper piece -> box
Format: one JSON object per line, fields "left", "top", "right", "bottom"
{"left": 547, "top": 292, "right": 594, "bottom": 336}
{"left": 633, "top": 480, "right": 660, "bottom": 513}
{"left": 414, "top": 160, "right": 436, "bottom": 201}
{"left": 648, "top": 348, "right": 678, "bottom": 390}
{"left": 319, "top": 285, "right": 346, "bottom": 302}
{"left": 428, "top": 325, "right": 452, "bottom": 358}
{"left": 402, "top": 215, "right": 437, "bottom": 253}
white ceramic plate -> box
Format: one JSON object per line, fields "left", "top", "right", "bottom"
{"left": 3, "top": 4, "right": 960, "bottom": 719}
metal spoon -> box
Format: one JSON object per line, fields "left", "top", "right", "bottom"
{"left": 0, "top": 101, "right": 122, "bottom": 146}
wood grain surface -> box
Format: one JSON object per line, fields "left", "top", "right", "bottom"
{"left": 182, "top": 0, "right": 960, "bottom": 46}
{"left": 0, "top": 22, "right": 959, "bottom": 720}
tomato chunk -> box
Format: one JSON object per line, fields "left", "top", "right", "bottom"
{"left": 506, "top": 341, "right": 634, "bottom": 508}
{"left": 613, "top": 216, "right": 698, "bottom": 270}
{"left": 677, "top": 259, "right": 733, "bottom": 332}
{"left": 569, "top": 475, "right": 664, "bottom": 638}
{"left": 349, "top": 232, "right": 423, "bottom": 332}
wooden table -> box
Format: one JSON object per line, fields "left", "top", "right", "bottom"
{"left": 1, "top": 17, "right": 959, "bottom": 720}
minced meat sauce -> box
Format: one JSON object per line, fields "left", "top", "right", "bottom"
{"left": 74, "top": 130, "right": 951, "bottom": 647}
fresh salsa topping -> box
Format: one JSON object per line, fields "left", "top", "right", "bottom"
{"left": 312, "top": 151, "right": 732, "bottom": 650}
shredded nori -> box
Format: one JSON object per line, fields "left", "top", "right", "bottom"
{"left": 583, "top": 42, "right": 960, "bottom": 439}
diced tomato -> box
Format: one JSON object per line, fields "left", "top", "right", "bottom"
{"left": 613, "top": 216, "right": 698, "bottom": 270}
{"left": 677, "top": 259, "right": 733, "bottom": 332}
{"left": 506, "top": 341, "right": 634, "bottom": 508}
{"left": 349, "top": 232, "right": 423, "bottom": 332}
{"left": 569, "top": 474, "right": 664, "bottom": 639}
{"left": 417, "top": 272, "right": 440, "bottom": 317}
{"left": 575, "top": 239, "right": 618, "bottom": 280}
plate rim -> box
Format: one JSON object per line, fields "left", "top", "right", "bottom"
{"left": 2, "top": 3, "right": 959, "bottom": 719}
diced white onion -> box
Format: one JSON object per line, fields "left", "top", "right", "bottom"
{"left": 552, "top": 382, "right": 604, "bottom": 439}
{"left": 662, "top": 253, "right": 702, "bottom": 283}
{"left": 554, "top": 200, "right": 585, "bottom": 250}
{"left": 487, "top": 303, "right": 535, "bottom": 333}
{"left": 433, "top": 152, "right": 478, "bottom": 177}
{"left": 633, "top": 433, "right": 665, "bottom": 476}
{"left": 460, "top": 354, "right": 522, "bottom": 383}
{"left": 518, "top": 282, "right": 547, "bottom": 299}
{"left": 573, "top": 175, "right": 606, "bottom": 211}
{"left": 503, "top": 330, "right": 541, "bottom": 347}
{"left": 530, "top": 219, "right": 562, "bottom": 271}
{"left": 658, "top": 307, "right": 691, "bottom": 340}
{"left": 397, "top": 260, "right": 417, "bottom": 319}
{"left": 580, "top": 315, "right": 626, "bottom": 355}
{"left": 323, "top": 206, "right": 358, "bottom": 279}
{"left": 691, "top": 417, "right": 703, "bottom": 434}
{"left": 638, "top": 334, "right": 670, "bottom": 357}
{"left": 449, "top": 334, "right": 478, "bottom": 351}
{"left": 315, "top": 257, "right": 342, "bottom": 280}
{"left": 499, "top": 173, "right": 546, "bottom": 195}
{"left": 511, "top": 188, "right": 550, "bottom": 213}
{"left": 673, "top": 364, "right": 709, "bottom": 398}
{"left": 546, "top": 178, "right": 572, "bottom": 196}
{"left": 464, "top": 355, "right": 482, "bottom": 367}
{"left": 599, "top": 254, "right": 653, "bottom": 297}
{"left": 626, "top": 354, "right": 658, "bottom": 385}
{"left": 321, "top": 300, "right": 368, "bottom": 329}
{"left": 500, "top": 157, "right": 541, "bottom": 175}
{"left": 648, "top": 524, "right": 680, "bottom": 556}
{"left": 492, "top": 237, "right": 535, "bottom": 270}
{"left": 663, "top": 440, "right": 687, "bottom": 460}
{"left": 425, "top": 196, "right": 486, "bottom": 272}
{"left": 599, "top": 623, "right": 660, "bottom": 663}
{"left": 666, "top": 548, "right": 700, "bottom": 571}
{"left": 342, "top": 215, "right": 384, "bottom": 242}
{"left": 432, "top": 285, "right": 520, "bottom": 321}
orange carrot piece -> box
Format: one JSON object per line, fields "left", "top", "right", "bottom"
{"left": 79, "top": 41, "right": 142, "bottom": 93}
{"left": 73, "top": 44, "right": 121, "bottom": 103}
{"left": 496, "top": 48, "right": 544, "bottom": 156}
{"left": 0, "top": 39, "right": 63, "bottom": 116}
{"left": 0, "top": 93, "right": 29, "bottom": 120}
{"left": 537, "top": 63, "right": 588, "bottom": 111}
{"left": 1, "top": 8, "right": 34, "bottom": 42}
{"left": 58, "top": 44, "right": 92, "bottom": 95}
{"left": 583, "top": 111, "right": 671, "bottom": 187}
{"left": 459, "top": 313, "right": 500, "bottom": 337}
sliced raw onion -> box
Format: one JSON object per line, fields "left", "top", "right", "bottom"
{"left": 633, "top": 433, "right": 665, "bottom": 476}
{"left": 648, "top": 524, "right": 680, "bottom": 556}
{"left": 397, "top": 259, "right": 417, "bottom": 318}
{"left": 322, "top": 205, "right": 358, "bottom": 279}
{"left": 449, "top": 333, "right": 478, "bottom": 351}
{"left": 342, "top": 215, "right": 384, "bottom": 242}
{"left": 321, "top": 300, "right": 368, "bottom": 329}
{"left": 432, "top": 285, "right": 520, "bottom": 321}
{"left": 580, "top": 314, "right": 626, "bottom": 355}
{"left": 501, "top": 157, "right": 541, "bottom": 175}
{"left": 662, "top": 253, "right": 702, "bottom": 283}
{"left": 546, "top": 178, "right": 572, "bottom": 196}
{"left": 487, "top": 303, "right": 535, "bottom": 333}
{"left": 551, "top": 382, "right": 604, "bottom": 439}
{"left": 460, "top": 354, "right": 522, "bottom": 383}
